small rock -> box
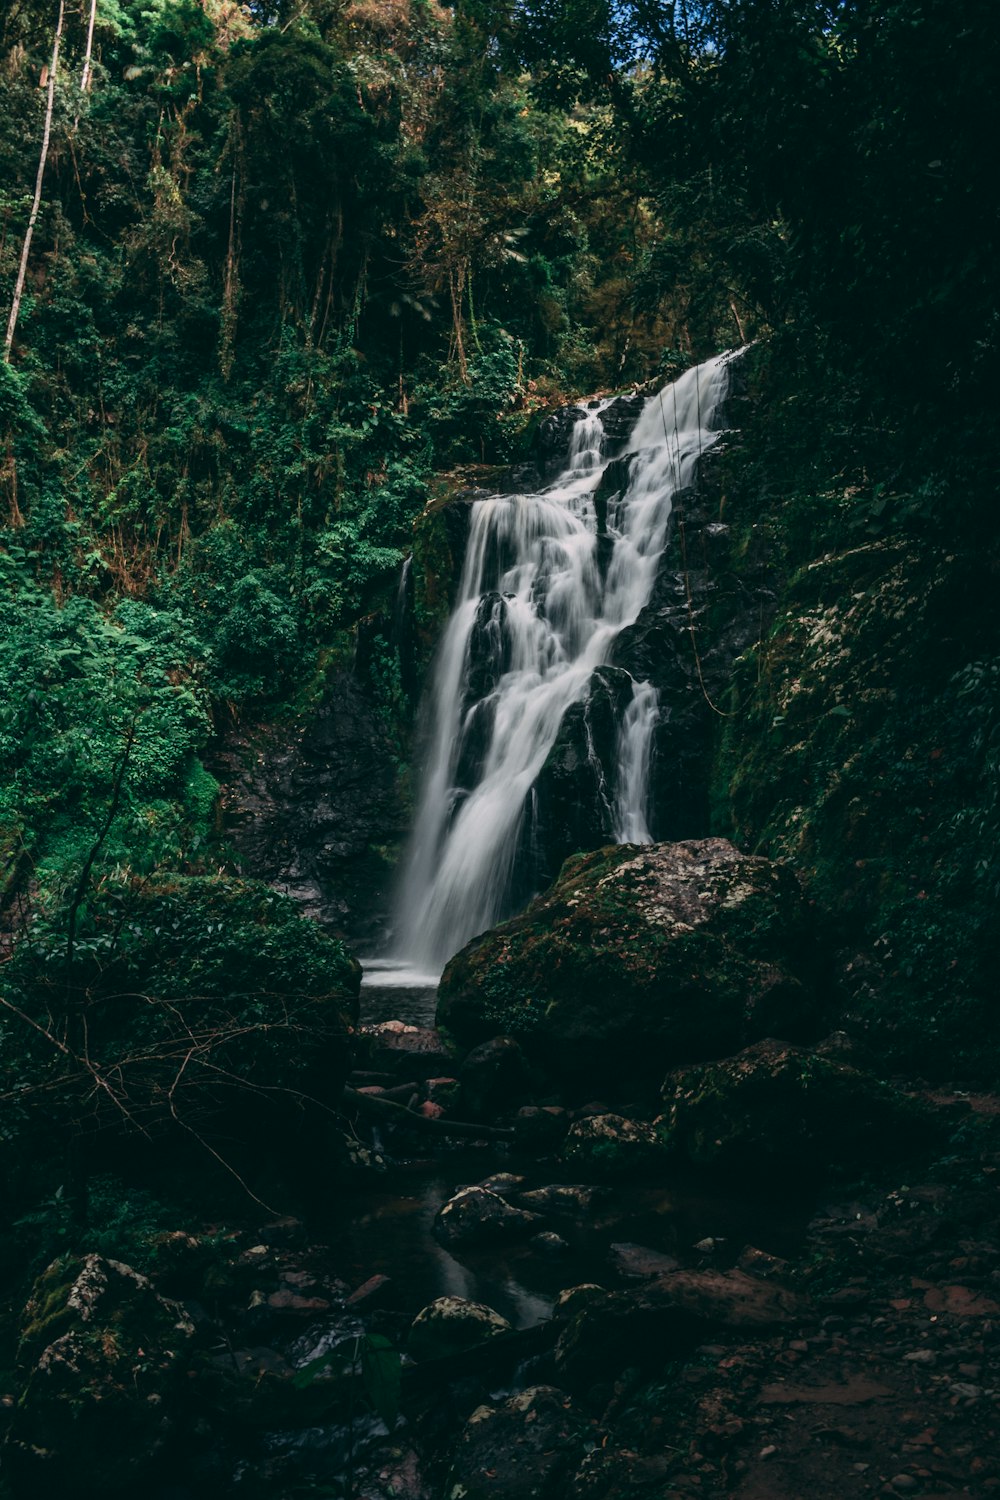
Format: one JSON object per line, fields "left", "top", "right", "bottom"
{"left": 554, "top": 1285, "right": 606, "bottom": 1319}
{"left": 519, "top": 1184, "right": 606, "bottom": 1217}
{"left": 903, "top": 1349, "right": 936, "bottom": 1366}
{"left": 533, "top": 1231, "right": 569, "bottom": 1256}
{"left": 759, "top": 1445, "right": 777, "bottom": 1459}
{"left": 266, "top": 1290, "right": 330, "bottom": 1313}
{"left": 948, "top": 1381, "right": 981, "bottom": 1401}
{"left": 694, "top": 1237, "right": 717, "bottom": 1254}
{"left": 737, "top": 1246, "right": 789, "bottom": 1278}
{"left": 408, "top": 1296, "right": 511, "bottom": 1362}
{"left": 477, "top": 1173, "right": 526, "bottom": 1196}
{"left": 609, "top": 1243, "right": 681, "bottom": 1280}
{"left": 891, "top": 1477, "right": 918, "bottom": 1492}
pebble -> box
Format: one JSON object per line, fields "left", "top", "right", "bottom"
{"left": 891, "top": 1477, "right": 917, "bottom": 1492}
{"left": 759, "top": 1445, "right": 777, "bottom": 1459}
{"left": 903, "top": 1349, "right": 936, "bottom": 1365}
{"left": 948, "top": 1381, "right": 982, "bottom": 1401}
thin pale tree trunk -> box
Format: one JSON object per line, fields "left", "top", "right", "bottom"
{"left": 4, "top": 0, "right": 65, "bottom": 364}
{"left": 80, "top": 0, "right": 97, "bottom": 94}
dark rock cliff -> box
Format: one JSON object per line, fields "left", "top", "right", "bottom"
{"left": 208, "top": 673, "right": 406, "bottom": 943}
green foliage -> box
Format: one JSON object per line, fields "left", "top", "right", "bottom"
{"left": 292, "top": 1330, "right": 402, "bottom": 1431}
{"left": 0, "top": 873, "right": 360, "bottom": 1200}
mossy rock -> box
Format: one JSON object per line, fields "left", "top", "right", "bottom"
{"left": 408, "top": 1296, "right": 512, "bottom": 1362}
{"left": 5, "top": 1254, "right": 196, "bottom": 1496}
{"left": 445, "top": 1384, "right": 593, "bottom": 1500}
{"left": 437, "top": 838, "right": 823, "bottom": 1088}
{"left": 658, "top": 1038, "right": 938, "bottom": 1175}
{"left": 560, "top": 1113, "right": 669, "bottom": 1180}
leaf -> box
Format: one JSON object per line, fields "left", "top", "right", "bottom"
{"left": 360, "top": 1333, "right": 401, "bottom": 1430}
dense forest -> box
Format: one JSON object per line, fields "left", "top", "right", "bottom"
{"left": 1, "top": 0, "right": 999, "bottom": 1495}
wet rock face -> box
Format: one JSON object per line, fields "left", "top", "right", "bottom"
{"left": 534, "top": 406, "right": 590, "bottom": 474}
{"left": 660, "top": 1038, "right": 937, "bottom": 1175}
{"left": 6, "top": 1255, "right": 196, "bottom": 1496}
{"left": 533, "top": 665, "right": 635, "bottom": 883}
{"left": 445, "top": 1385, "right": 594, "bottom": 1500}
{"left": 209, "top": 672, "right": 405, "bottom": 943}
{"left": 610, "top": 448, "right": 777, "bottom": 843}
{"left": 437, "top": 838, "right": 822, "bottom": 1090}
{"left": 598, "top": 393, "right": 646, "bottom": 448}
{"left": 408, "top": 1297, "right": 511, "bottom": 1362}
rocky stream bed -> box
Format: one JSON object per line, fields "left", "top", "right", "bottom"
{"left": 3, "top": 840, "right": 999, "bottom": 1499}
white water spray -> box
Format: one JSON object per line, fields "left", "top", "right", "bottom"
{"left": 390, "top": 352, "right": 736, "bottom": 975}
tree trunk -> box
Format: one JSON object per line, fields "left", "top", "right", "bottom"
{"left": 3, "top": 0, "right": 65, "bottom": 364}
{"left": 80, "top": 0, "right": 97, "bottom": 92}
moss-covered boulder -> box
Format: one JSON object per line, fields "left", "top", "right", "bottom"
{"left": 434, "top": 1186, "right": 541, "bottom": 1248}
{"left": 408, "top": 1296, "right": 512, "bottom": 1362}
{"left": 437, "top": 838, "right": 821, "bottom": 1087}
{"left": 658, "top": 1038, "right": 936, "bottom": 1175}
{"left": 4, "top": 1254, "right": 196, "bottom": 1496}
{"left": 560, "top": 1113, "right": 669, "bottom": 1180}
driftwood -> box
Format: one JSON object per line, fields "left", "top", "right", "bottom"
{"left": 342, "top": 1085, "right": 514, "bottom": 1141}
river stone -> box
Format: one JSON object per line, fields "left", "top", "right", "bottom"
{"left": 554, "top": 1269, "right": 812, "bottom": 1391}
{"left": 659, "top": 1038, "right": 937, "bottom": 1174}
{"left": 434, "top": 1186, "right": 541, "bottom": 1248}
{"left": 358, "top": 1019, "right": 454, "bottom": 1080}
{"left": 513, "top": 1104, "right": 569, "bottom": 1150}
{"left": 560, "top": 1113, "right": 668, "bottom": 1180}
{"left": 518, "top": 1184, "right": 607, "bottom": 1217}
{"left": 6, "top": 1255, "right": 196, "bottom": 1495}
{"left": 408, "top": 1296, "right": 512, "bottom": 1362}
{"left": 446, "top": 1385, "right": 593, "bottom": 1500}
{"left": 608, "top": 1243, "right": 682, "bottom": 1279}
{"left": 436, "top": 839, "right": 820, "bottom": 1087}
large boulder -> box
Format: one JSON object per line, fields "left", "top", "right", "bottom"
{"left": 434, "top": 1187, "right": 542, "bottom": 1248}
{"left": 4, "top": 1255, "right": 196, "bottom": 1496}
{"left": 437, "top": 839, "right": 820, "bottom": 1088}
{"left": 659, "top": 1038, "right": 937, "bottom": 1174}
{"left": 445, "top": 1386, "right": 594, "bottom": 1500}
{"left": 554, "top": 1268, "right": 812, "bottom": 1391}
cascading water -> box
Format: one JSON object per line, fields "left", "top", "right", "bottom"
{"left": 390, "top": 350, "right": 736, "bottom": 976}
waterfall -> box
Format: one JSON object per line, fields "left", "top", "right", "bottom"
{"left": 390, "top": 350, "right": 736, "bottom": 976}
{"left": 614, "top": 677, "right": 659, "bottom": 843}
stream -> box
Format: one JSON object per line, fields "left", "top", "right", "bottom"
{"left": 336, "top": 965, "right": 810, "bottom": 1332}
